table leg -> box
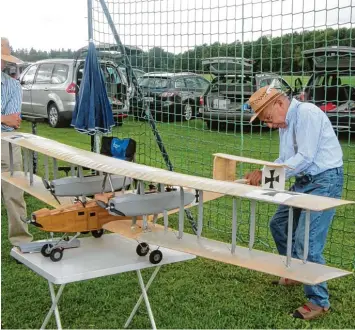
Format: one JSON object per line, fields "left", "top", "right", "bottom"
{"left": 124, "top": 267, "right": 161, "bottom": 329}
{"left": 40, "top": 281, "right": 65, "bottom": 330}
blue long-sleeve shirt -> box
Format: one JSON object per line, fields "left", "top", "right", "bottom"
{"left": 1, "top": 72, "right": 23, "bottom": 132}
{"left": 274, "top": 98, "right": 343, "bottom": 179}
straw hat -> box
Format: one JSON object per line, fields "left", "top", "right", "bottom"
{"left": 248, "top": 85, "right": 284, "bottom": 123}
{"left": 1, "top": 38, "right": 23, "bottom": 64}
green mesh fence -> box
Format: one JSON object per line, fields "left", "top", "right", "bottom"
{"left": 90, "top": 0, "right": 355, "bottom": 270}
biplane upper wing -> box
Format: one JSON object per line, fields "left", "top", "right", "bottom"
{"left": 2, "top": 132, "right": 354, "bottom": 211}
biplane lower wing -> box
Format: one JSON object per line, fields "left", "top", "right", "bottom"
{"left": 103, "top": 221, "right": 352, "bottom": 285}
{"left": 139, "top": 230, "right": 352, "bottom": 285}
{"left": 2, "top": 132, "right": 354, "bottom": 211}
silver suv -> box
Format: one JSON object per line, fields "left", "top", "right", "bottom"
{"left": 19, "top": 58, "right": 130, "bottom": 128}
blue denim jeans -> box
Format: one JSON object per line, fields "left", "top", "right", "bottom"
{"left": 269, "top": 166, "right": 344, "bottom": 308}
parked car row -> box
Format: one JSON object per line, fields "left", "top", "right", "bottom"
{"left": 131, "top": 72, "right": 210, "bottom": 121}
{"left": 5, "top": 45, "right": 354, "bottom": 132}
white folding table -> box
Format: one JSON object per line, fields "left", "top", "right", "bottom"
{"left": 10, "top": 233, "right": 196, "bottom": 330}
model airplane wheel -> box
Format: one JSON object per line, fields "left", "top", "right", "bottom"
{"left": 91, "top": 229, "right": 104, "bottom": 238}
{"left": 149, "top": 250, "right": 163, "bottom": 264}
{"left": 136, "top": 242, "right": 149, "bottom": 256}
{"left": 50, "top": 248, "right": 63, "bottom": 262}
{"left": 41, "top": 244, "right": 53, "bottom": 257}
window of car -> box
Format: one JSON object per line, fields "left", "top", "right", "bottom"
{"left": 259, "top": 78, "right": 272, "bottom": 88}
{"left": 197, "top": 77, "right": 210, "bottom": 90}
{"left": 51, "top": 64, "right": 69, "bottom": 84}
{"left": 21, "top": 65, "right": 38, "bottom": 85}
{"left": 259, "top": 77, "right": 292, "bottom": 94}
{"left": 35, "top": 64, "right": 54, "bottom": 84}
{"left": 139, "top": 76, "right": 170, "bottom": 88}
{"left": 106, "top": 66, "right": 121, "bottom": 84}
{"left": 313, "top": 74, "right": 327, "bottom": 86}
{"left": 185, "top": 77, "right": 200, "bottom": 89}
{"left": 174, "top": 78, "right": 186, "bottom": 88}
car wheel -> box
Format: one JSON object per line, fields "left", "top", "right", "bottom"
{"left": 206, "top": 120, "right": 219, "bottom": 130}
{"left": 48, "top": 103, "right": 65, "bottom": 128}
{"left": 182, "top": 102, "right": 194, "bottom": 121}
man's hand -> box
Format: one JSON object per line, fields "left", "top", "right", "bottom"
{"left": 1, "top": 114, "right": 21, "bottom": 129}
{"left": 245, "top": 170, "right": 262, "bottom": 186}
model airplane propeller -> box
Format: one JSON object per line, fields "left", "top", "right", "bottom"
{"left": 96, "top": 199, "right": 126, "bottom": 216}
{"left": 42, "top": 178, "right": 61, "bottom": 205}
{"left": 20, "top": 215, "right": 43, "bottom": 228}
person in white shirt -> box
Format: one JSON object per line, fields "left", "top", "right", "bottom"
{"left": 245, "top": 84, "right": 343, "bottom": 320}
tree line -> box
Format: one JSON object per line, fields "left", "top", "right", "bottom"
{"left": 13, "top": 27, "right": 355, "bottom": 75}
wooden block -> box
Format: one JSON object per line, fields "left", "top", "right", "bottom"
{"left": 213, "top": 156, "right": 236, "bottom": 181}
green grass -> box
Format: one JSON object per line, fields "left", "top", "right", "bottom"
{"left": 1, "top": 119, "right": 355, "bottom": 329}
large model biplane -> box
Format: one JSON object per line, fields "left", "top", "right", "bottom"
{"left": 1, "top": 132, "right": 354, "bottom": 285}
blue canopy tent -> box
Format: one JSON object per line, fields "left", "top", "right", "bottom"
{"left": 71, "top": 40, "right": 115, "bottom": 152}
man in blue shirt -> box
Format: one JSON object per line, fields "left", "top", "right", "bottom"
{"left": 245, "top": 84, "right": 343, "bottom": 320}
{"left": 1, "top": 37, "right": 33, "bottom": 246}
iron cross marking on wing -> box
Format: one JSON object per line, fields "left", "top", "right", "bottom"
{"left": 265, "top": 169, "right": 279, "bottom": 189}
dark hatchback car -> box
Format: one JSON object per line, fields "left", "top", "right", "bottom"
{"left": 295, "top": 46, "right": 355, "bottom": 132}
{"left": 199, "top": 57, "right": 293, "bottom": 129}
{"left": 131, "top": 72, "right": 210, "bottom": 122}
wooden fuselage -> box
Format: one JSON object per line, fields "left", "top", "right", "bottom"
{"left": 33, "top": 200, "right": 122, "bottom": 233}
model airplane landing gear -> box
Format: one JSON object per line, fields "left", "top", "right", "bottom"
{"left": 136, "top": 242, "right": 163, "bottom": 264}
{"left": 91, "top": 229, "right": 104, "bottom": 238}
{"left": 38, "top": 232, "right": 82, "bottom": 262}
{"left": 49, "top": 248, "right": 64, "bottom": 262}
{"left": 136, "top": 242, "right": 149, "bottom": 256}
{"left": 41, "top": 244, "right": 53, "bottom": 257}
{"left": 149, "top": 250, "right": 163, "bottom": 264}
{"left": 41, "top": 244, "right": 64, "bottom": 262}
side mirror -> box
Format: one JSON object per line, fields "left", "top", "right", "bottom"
{"left": 294, "top": 78, "right": 303, "bottom": 93}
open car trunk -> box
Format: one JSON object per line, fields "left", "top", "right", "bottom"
{"left": 302, "top": 46, "right": 355, "bottom": 70}
{"left": 202, "top": 57, "right": 255, "bottom": 111}
{"left": 302, "top": 47, "right": 355, "bottom": 109}
{"left": 206, "top": 76, "right": 255, "bottom": 111}
{"left": 75, "top": 61, "right": 128, "bottom": 111}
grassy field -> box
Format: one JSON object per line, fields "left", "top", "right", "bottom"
{"left": 1, "top": 119, "right": 355, "bottom": 329}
